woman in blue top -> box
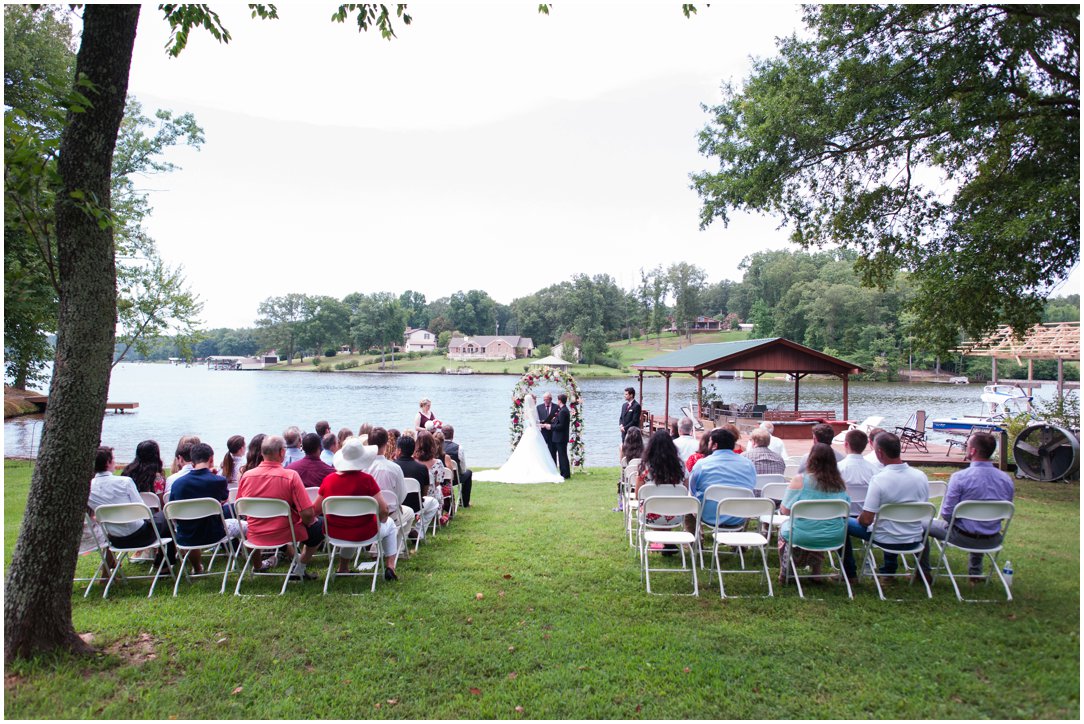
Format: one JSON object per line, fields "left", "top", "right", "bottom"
{"left": 778, "top": 443, "right": 850, "bottom": 582}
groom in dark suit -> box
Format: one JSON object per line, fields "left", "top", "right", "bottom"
{"left": 550, "top": 393, "right": 572, "bottom": 479}
{"left": 537, "top": 392, "right": 559, "bottom": 465}
{"left": 619, "top": 387, "right": 641, "bottom": 442}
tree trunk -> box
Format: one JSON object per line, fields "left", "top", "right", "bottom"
{"left": 4, "top": 5, "right": 139, "bottom": 662}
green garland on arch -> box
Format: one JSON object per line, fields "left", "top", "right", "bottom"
{"left": 508, "top": 366, "right": 585, "bottom": 468}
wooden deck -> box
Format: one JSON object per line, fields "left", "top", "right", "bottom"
{"left": 767, "top": 437, "right": 981, "bottom": 471}
{"left": 22, "top": 396, "right": 138, "bottom": 414}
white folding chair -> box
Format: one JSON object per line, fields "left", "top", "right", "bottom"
{"left": 781, "top": 499, "right": 853, "bottom": 600}
{"left": 757, "top": 482, "right": 791, "bottom": 542}
{"left": 233, "top": 497, "right": 303, "bottom": 596}
{"left": 379, "top": 489, "right": 411, "bottom": 560}
{"left": 401, "top": 478, "right": 427, "bottom": 553}
{"left": 140, "top": 492, "right": 162, "bottom": 511}
{"left": 641, "top": 495, "right": 701, "bottom": 596}
{"left": 755, "top": 474, "right": 787, "bottom": 494}
{"left": 623, "top": 460, "right": 641, "bottom": 546}
{"left": 711, "top": 497, "right": 777, "bottom": 598}
{"left": 305, "top": 487, "right": 320, "bottom": 505}
{"left": 634, "top": 483, "right": 689, "bottom": 562}
{"left": 93, "top": 502, "right": 175, "bottom": 598}
{"left": 932, "top": 500, "right": 1015, "bottom": 602}
{"left": 696, "top": 485, "right": 755, "bottom": 569}
{"left": 859, "top": 501, "right": 936, "bottom": 600}
{"left": 321, "top": 496, "right": 382, "bottom": 594}
{"left": 927, "top": 480, "right": 948, "bottom": 503}
{"left": 783, "top": 464, "right": 799, "bottom": 478}
{"left": 446, "top": 460, "right": 460, "bottom": 517}
{"left": 442, "top": 465, "right": 458, "bottom": 519}
{"left": 77, "top": 513, "right": 111, "bottom": 598}
{"left": 456, "top": 446, "right": 469, "bottom": 507}
{"left": 164, "top": 497, "right": 237, "bottom": 595}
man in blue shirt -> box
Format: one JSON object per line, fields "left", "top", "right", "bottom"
{"left": 169, "top": 442, "right": 240, "bottom": 574}
{"left": 689, "top": 428, "right": 757, "bottom": 528}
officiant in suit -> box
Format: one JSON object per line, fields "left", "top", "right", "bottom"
{"left": 619, "top": 387, "right": 641, "bottom": 442}
{"left": 537, "top": 392, "right": 559, "bottom": 465}
{"left": 548, "top": 393, "right": 572, "bottom": 479}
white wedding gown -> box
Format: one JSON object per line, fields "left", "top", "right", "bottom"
{"left": 474, "top": 394, "right": 565, "bottom": 484}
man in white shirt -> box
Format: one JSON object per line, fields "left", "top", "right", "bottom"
{"left": 282, "top": 426, "right": 305, "bottom": 466}
{"left": 164, "top": 441, "right": 195, "bottom": 498}
{"left": 674, "top": 417, "right": 699, "bottom": 466}
{"left": 365, "top": 427, "right": 407, "bottom": 506}
{"left": 842, "top": 432, "right": 929, "bottom": 581}
{"left": 88, "top": 446, "right": 174, "bottom": 564}
{"left": 863, "top": 428, "right": 887, "bottom": 470}
{"left": 758, "top": 421, "right": 788, "bottom": 460}
{"left": 837, "top": 429, "right": 877, "bottom": 515}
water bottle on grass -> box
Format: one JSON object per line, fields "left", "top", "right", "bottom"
{"left": 1002, "top": 560, "right": 1013, "bottom": 587}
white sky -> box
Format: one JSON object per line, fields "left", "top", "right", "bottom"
{"left": 111, "top": 2, "right": 1078, "bottom": 329}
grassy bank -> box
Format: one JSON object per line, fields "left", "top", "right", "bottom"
{"left": 4, "top": 460, "right": 1078, "bottom": 718}
{"left": 264, "top": 330, "right": 754, "bottom": 380}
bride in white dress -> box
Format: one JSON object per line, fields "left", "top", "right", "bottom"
{"left": 474, "top": 393, "right": 565, "bottom": 484}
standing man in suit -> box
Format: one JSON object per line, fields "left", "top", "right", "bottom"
{"left": 537, "top": 392, "right": 559, "bottom": 465}
{"left": 619, "top": 387, "right": 641, "bottom": 443}
{"left": 550, "top": 393, "right": 572, "bottom": 479}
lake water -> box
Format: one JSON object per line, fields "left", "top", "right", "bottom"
{"left": 4, "top": 363, "right": 1067, "bottom": 467}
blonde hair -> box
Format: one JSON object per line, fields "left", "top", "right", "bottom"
{"left": 419, "top": 398, "right": 431, "bottom": 408}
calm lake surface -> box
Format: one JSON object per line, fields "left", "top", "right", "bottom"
{"left": 4, "top": 363, "right": 1066, "bottom": 467}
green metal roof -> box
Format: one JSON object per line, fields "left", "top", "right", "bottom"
{"left": 631, "top": 337, "right": 863, "bottom": 374}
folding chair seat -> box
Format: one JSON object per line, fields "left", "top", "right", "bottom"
{"left": 757, "top": 482, "right": 791, "bottom": 542}
{"left": 781, "top": 499, "right": 853, "bottom": 599}
{"left": 932, "top": 500, "right": 1015, "bottom": 602}
{"left": 858, "top": 502, "right": 936, "bottom": 600}
{"left": 233, "top": 497, "right": 304, "bottom": 596}
{"left": 640, "top": 495, "right": 700, "bottom": 596}
{"left": 77, "top": 513, "right": 111, "bottom": 598}
{"left": 164, "top": 497, "right": 238, "bottom": 595}
{"left": 379, "top": 489, "right": 411, "bottom": 560}
{"left": 696, "top": 484, "right": 755, "bottom": 569}
{"left": 710, "top": 497, "right": 777, "bottom": 598}
{"left": 321, "top": 496, "right": 382, "bottom": 594}
{"left": 755, "top": 474, "right": 787, "bottom": 495}
{"left": 93, "top": 502, "right": 175, "bottom": 598}
{"left": 635, "top": 483, "right": 692, "bottom": 562}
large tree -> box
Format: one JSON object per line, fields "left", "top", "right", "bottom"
{"left": 3, "top": 3, "right": 410, "bottom": 662}
{"left": 692, "top": 4, "right": 1079, "bottom": 352}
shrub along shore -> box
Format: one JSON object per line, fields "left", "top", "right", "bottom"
{"left": 3, "top": 460, "right": 1079, "bottom": 718}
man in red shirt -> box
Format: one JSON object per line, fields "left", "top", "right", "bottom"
{"left": 314, "top": 437, "right": 401, "bottom": 581}
{"left": 237, "top": 435, "right": 324, "bottom": 581}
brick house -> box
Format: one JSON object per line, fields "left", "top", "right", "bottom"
{"left": 447, "top": 335, "right": 534, "bottom": 361}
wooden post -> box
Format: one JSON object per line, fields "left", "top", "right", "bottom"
{"left": 793, "top": 372, "right": 800, "bottom": 411}
{"left": 637, "top": 371, "right": 643, "bottom": 406}
{"left": 754, "top": 372, "right": 760, "bottom": 406}
{"left": 1027, "top": 359, "right": 1034, "bottom": 382}
{"left": 1058, "top": 358, "right": 1064, "bottom": 397}
{"left": 999, "top": 429, "right": 1009, "bottom": 470}
{"left": 695, "top": 370, "right": 704, "bottom": 419}
{"left": 992, "top": 358, "right": 998, "bottom": 383}
{"left": 842, "top": 374, "right": 849, "bottom": 420}
{"left": 663, "top": 372, "right": 671, "bottom": 429}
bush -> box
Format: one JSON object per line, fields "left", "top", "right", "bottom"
{"left": 324, "top": 348, "right": 338, "bottom": 357}
{"left": 315, "top": 364, "right": 332, "bottom": 373}
{"left": 312, "top": 357, "right": 321, "bottom": 367}
{"left": 333, "top": 360, "right": 359, "bottom": 371}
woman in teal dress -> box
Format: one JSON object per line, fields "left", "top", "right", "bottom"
{"left": 778, "top": 443, "right": 850, "bottom": 582}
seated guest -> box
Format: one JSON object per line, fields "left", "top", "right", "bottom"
{"left": 919, "top": 432, "right": 1013, "bottom": 580}
{"left": 220, "top": 435, "right": 246, "bottom": 486}
{"left": 721, "top": 423, "right": 746, "bottom": 455}
{"left": 165, "top": 441, "right": 197, "bottom": 497}
{"left": 237, "top": 435, "right": 323, "bottom": 580}
{"left": 636, "top": 431, "right": 690, "bottom": 551}
{"left": 441, "top": 424, "right": 473, "bottom": 508}
{"left": 169, "top": 442, "right": 245, "bottom": 573}
{"left": 842, "top": 432, "right": 928, "bottom": 582}
{"left": 287, "top": 432, "right": 335, "bottom": 488}
{"left": 743, "top": 428, "right": 786, "bottom": 475}
{"left": 797, "top": 423, "right": 844, "bottom": 473}
{"left": 282, "top": 426, "right": 304, "bottom": 466}
{"left": 315, "top": 437, "right": 400, "bottom": 581}
{"left": 614, "top": 427, "right": 645, "bottom": 512}
{"left": 121, "top": 439, "right": 166, "bottom": 497}
{"left": 758, "top": 421, "right": 788, "bottom": 459}
{"left": 393, "top": 436, "right": 439, "bottom": 540}
{"left": 384, "top": 428, "right": 401, "bottom": 460}
{"left": 689, "top": 428, "right": 757, "bottom": 531}
{"left": 170, "top": 435, "right": 200, "bottom": 474}
{"left": 88, "top": 446, "right": 174, "bottom": 565}
{"left": 314, "top": 420, "right": 331, "bottom": 439}
{"left": 433, "top": 430, "right": 456, "bottom": 516}
{"left": 366, "top": 427, "right": 407, "bottom": 509}
{"left": 685, "top": 433, "right": 712, "bottom": 473}
{"left": 837, "top": 429, "right": 876, "bottom": 516}
{"left": 864, "top": 428, "right": 887, "bottom": 470}
{"left": 239, "top": 433, "right": 266, "bottom": 476}
{"left": 778, "top": 443, "right": 850, "bottom": 582}
{"left": 320, "top": 432, "right": 338, "bottom": 467}
{"left": 357, "top": 422, "right": 373, "bottom": 444}
{"left": 673, "top": 418, "right": 699, "bottom": 467}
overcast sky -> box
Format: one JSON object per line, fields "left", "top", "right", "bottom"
{"left": 116, "top": 2, "right": 1077, "bottom": 330}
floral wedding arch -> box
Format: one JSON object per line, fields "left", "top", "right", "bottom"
{"left": 509, "top": 366, "right": 585, "bottom": 468}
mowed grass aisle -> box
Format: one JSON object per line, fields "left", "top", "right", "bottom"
{"left": 4, "top": 460, "right": 1080, "bottom": 718}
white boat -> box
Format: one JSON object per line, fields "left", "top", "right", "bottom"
{"left": 930, "top": 384, "right": 1033, "bottom": 433}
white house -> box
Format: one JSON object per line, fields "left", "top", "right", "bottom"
{"left": 447, "top": 335, "right": 534, "bottom": 361}
{"left": 403, "top": 328, "right": 437, "bottom": 352}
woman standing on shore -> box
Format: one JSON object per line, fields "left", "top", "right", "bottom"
{"left": 414, "top": 398, "right": 437, "bottom": 434}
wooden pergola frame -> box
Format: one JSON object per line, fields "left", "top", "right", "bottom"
{"left": 957, "top": 322, "right": 1080, "bottom": 396}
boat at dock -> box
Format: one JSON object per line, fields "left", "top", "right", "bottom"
{"left": 929, "top": 384, "right": 1033, "bottom": 433}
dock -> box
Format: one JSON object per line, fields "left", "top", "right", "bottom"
{"left": 22, "top": 396, "right": 138, "bottom": 414}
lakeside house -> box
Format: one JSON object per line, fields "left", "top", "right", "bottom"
{"left": 666, "top": 315, "right": 724, "bottom": 333}
{"left": 403, "top": 328, "right": 437, "bottom": 353}
{"left": 447, "top": 335, "right": 534, "bottom": 361}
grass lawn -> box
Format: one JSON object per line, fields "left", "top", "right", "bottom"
{"left": 4, "top": 459, "right": 1079, "bottom": 718}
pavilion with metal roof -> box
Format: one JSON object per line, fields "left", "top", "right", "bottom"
{"left": 631, "top": 338, "right": 865, "bottom": 425}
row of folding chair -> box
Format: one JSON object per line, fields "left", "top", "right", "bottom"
{"left": 627, "top": 483, "right": 1015, "bottom": 603}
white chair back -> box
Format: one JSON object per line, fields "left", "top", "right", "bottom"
{"left": 755, "top": 474, "right": 786, "bottom": 493}
{"left": 140, "top": 492, "right": 161, "bottom": 511}
{"left": 164, "top": 496, "right": 227, "bottom": 522}
{"left": 703, "top": 484, "right": 754, "bottom": 505}
{"left": 322, "top": 495, "right": 379, "bottom": 520}
{"left": 948, "top": 500, "right": 1014, "bottom": 528}
{"left": 786, "top": 499, "right": 850, "bottom": 550}
{"left": 641, "top": 495, "right": 700, "bottom": 520}
{"left": 927, "top": 480, "right": 948, "bottom": 501}
{"left": 759, "top": 482, "right": 789, "bottom": 504}
{"left": 716, "top": 497, "right": 775, "bottom": 522}
{"left": 305, "top": 486, "right": 320, "bottom": 505}
{"left": 94, "top": 502, "right": 153, "bottom": 530}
